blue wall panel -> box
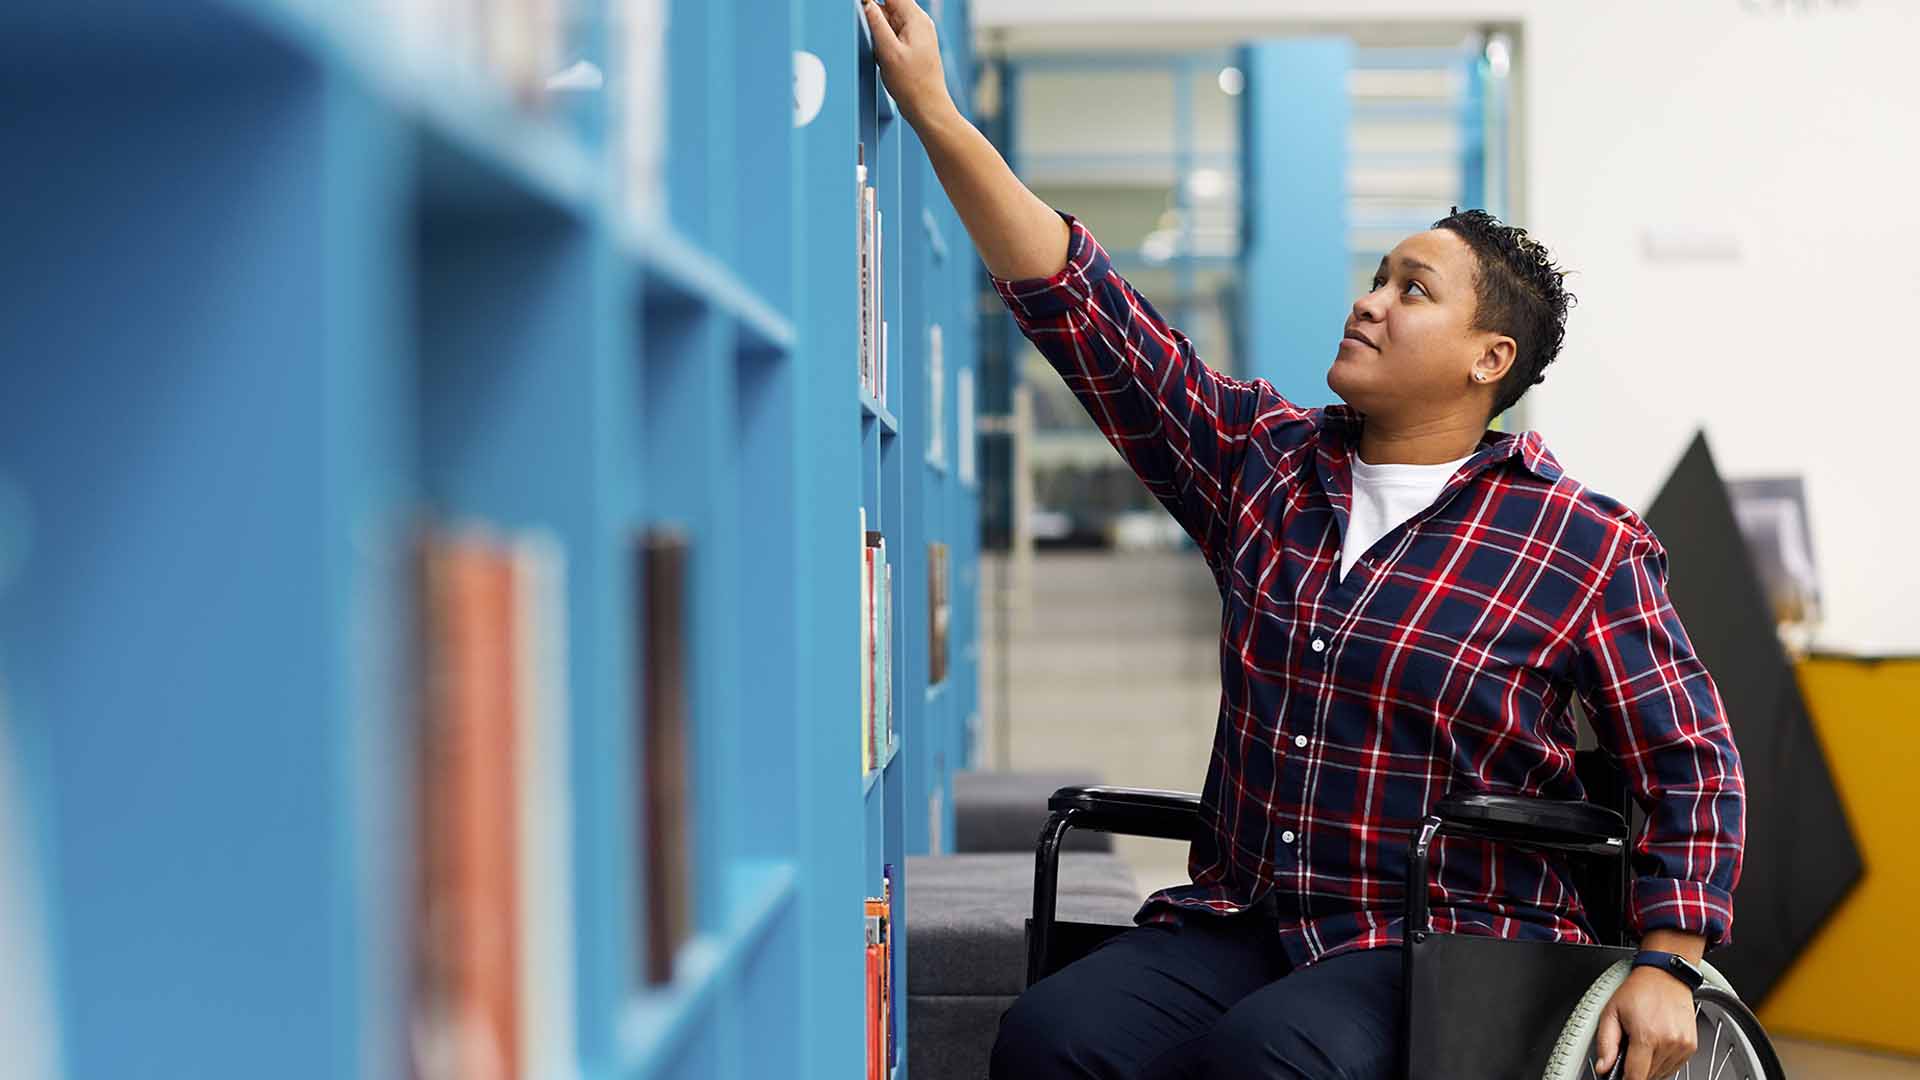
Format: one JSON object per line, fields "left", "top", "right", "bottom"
{"left": 1239, "top": 38, "right": 1352, "bottom": 407}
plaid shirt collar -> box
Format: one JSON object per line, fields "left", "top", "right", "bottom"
{"left": 1315, "top": 404, "right": 1567, "bottom": 525}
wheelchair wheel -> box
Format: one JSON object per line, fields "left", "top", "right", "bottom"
{"left": 1541, "top": 960, "right": 1786, "bottom": 1080}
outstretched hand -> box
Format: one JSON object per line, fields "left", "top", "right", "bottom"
{"left": 859, "top": 0, "right": 955, "bottom": 127}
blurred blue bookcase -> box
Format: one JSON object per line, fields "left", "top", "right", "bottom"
{"left": 0, "top": 0, "right": 979, "bottom": 1078}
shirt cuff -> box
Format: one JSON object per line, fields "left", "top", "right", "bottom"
{"left": 988, "top": 209, "right": 1114, "bottom": 321}
{"left": 1630, "top": 876, "right": 1736, "bottom": 951}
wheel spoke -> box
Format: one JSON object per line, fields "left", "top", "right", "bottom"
{"left": 1710, "top": 1039, "right": 1736, "bottom": 1080}
{"left": 1687, "top": 1001, "right": 1708, "bottom": 1080}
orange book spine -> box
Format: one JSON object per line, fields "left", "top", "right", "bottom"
{"left": 417, "top": 534, "right": 521, "bottom": 1080}
{"left": 866, "top": 941, "right": 883, "bottom": 1080}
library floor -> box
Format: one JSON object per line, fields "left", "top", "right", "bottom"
{"left": 976, "top": 549, "right": 1920, "bottom": 1077}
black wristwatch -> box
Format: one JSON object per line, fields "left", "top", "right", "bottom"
{"left": 1632, "top": 949, "right": 1705, "bottom": 992}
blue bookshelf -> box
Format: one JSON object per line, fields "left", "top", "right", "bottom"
{"left": 0, "top": 1, "right": 979, "bottom": 1078}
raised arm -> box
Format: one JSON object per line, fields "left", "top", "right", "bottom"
{"left": 860, "top": 0, "right": 1068, "bottom": 281}
{"left": 865, "top": 0, "right": 1302, "bottom": 569}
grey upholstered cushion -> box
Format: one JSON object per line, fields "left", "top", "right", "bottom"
{"left": 952, "top": 769, "right": 1112, "bottom": 854}
{"left": 908, "top": 993, "right": 1015, "bottom": 1080}
{"left": 905, "top": 853, "right": 1139, "bottom": 997}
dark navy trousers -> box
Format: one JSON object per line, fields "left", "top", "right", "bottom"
{"left": 989, "top": 902, "right": 1403, "bottom": 1080}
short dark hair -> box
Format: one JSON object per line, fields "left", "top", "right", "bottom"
{"left": 1430, "top": 207, "right": 1575, "bottom": 420}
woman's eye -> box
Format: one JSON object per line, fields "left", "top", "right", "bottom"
{"left": 1371, "top": 277, "right": 1386, "bottom": 290}
{"left": 1406, "top": 281, "right": 1428, "bottom": 298}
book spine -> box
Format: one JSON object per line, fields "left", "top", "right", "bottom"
{"left": 865, "top": 915, "right": 884, "bottom": 1080}
{"left": 864, "top": 541, "right": 875, "bottom": 774}
{"left": 416, "top": 531, "right": 522, "bottom": 1080}
{"left": 639, "top": 529, "right": 694, "bottom": 987}
{"left": 882, "top": 558, "right": 893, "bottom": 753}
{"left": 514, "top": 534, "right": 575, "bottom": 1078}
{"left": 883, "top": 865, "right": 896, "bottom": 1070}
{"left": 858, "top": 165, "right": 874, "bottom": 399}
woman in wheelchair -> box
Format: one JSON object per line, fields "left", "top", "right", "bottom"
{"left": 863, "top": 2, "right": 1772, "bottom": 1077}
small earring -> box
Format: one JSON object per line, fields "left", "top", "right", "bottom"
{"left": 1473, "top": 374, "right": 1486, "bottom": 382}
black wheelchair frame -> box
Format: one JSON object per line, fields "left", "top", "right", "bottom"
{"left": 1024, "top": 750, "right": 1745, "bottom": 1079}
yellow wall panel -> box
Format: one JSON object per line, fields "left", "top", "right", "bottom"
{"left": 1756, "top": 657, "right": 1920, "bottom": 1055}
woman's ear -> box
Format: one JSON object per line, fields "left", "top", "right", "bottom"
{"left": 1472, "top": 336, "right": 1517, "bottom": 386}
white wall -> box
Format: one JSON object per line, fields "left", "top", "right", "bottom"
{"left": 977, "top": 0, "right": 1920, "bottom": 653}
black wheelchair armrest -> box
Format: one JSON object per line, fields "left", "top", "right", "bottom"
{"left": 1028, "top": 786, "right": 1203, "bottom": 986}
{"left": 1405, "top": 793, "right": 1628, "bottom": 940}
{"left": 1430, "top": 792, "right": 1627, "bottom": 854}
{"left": 1046, "top": 785, "right": 1206, "bottom": 843}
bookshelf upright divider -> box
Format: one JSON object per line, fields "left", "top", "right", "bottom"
{"left": 0, "top": 1, "right": 979, "bottom": 1078}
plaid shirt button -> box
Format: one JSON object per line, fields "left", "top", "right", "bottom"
{"left": 1294, "top": 734, "right": 1308, "bottom": 748}
{"left": 1310, "top": 638, "right": 1326, "bottom": 653}
{"left": 1282, "top": 830, "right": 1297, "bottom": 844}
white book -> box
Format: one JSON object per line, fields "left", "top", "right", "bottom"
{"left": 882, "top": 557, "right": 893, "bottom": 752}
{"left": 860, "top": 180, "right": 876, "bottom": 398}
{"left": 623, "top": 0, "right": 670, "bottom": 222}
{"left": 514, "top": 533, "right": 576, "bottom": 1080}
{"left": 958, "top": 368, "right": 976, "bottom": 485}
{"left": 859, "top": 507, "right": 872, "bottom": 774}
{"left": 928, "top": 324, "right": 945, "bottom": 463}
{"left": 860, "top": 152, "right": 867, "bottom": 399}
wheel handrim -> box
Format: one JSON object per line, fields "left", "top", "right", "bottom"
{"left": 1583, "top": 998, "right": 1769, "bottom": 1080}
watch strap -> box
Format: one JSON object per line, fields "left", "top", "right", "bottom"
{"left": 1631, "top": 948, "right": 1705, "bottom": 991}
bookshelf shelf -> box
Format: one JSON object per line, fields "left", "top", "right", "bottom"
{"left": 411, "top": 73, "right": 600, "bottom": 219}
{"left": 863, "top": 738, "right": 903, "bottom": 800}
{"left": 0, "top": 1, "right": 979, "bottom": 1079}
{"left": 619, "top": 860, "right": 798, "bottom": 1077}
{"left": 860, "top": 388, "right": 901, "bottom": 435}
{"left": 629, "top": 222, "right": 798, "bottom": 353}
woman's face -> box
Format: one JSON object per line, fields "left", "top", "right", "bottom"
{"left": 1326, "top": 228, "right": 1509, "bottom": 422}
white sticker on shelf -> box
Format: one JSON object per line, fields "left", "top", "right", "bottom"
{"left": 545, "top": 59, "right": 604, "bottom": 92}
{"left": 793, "top": 51, "right": 827, "bottom": 128}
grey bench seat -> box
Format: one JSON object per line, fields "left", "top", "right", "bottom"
{"left": 906, "top": 852, "right": 1140, "bottom": 1080}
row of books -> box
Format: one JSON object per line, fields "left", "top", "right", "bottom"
{"left": 411, "top": 525, "right": 701, "bottom": 1080}
{"left": 857, "top": 142, "right": 890, "bottom": 406}
{"left": 866, "top": 867, "right": 897, "bottom": 1080}
{"left": 861, "top": 510, "right": 895, "bottom": 776}
{"left": 411, "top": 526, "right": 574, "bottom": 1080}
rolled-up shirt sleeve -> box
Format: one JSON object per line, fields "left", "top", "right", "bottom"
{"left": 1575, "top": 532, "right": 1747, "bottom": 951}
{"left": 989, "top": 209, "right": 1299, "bottom": 572}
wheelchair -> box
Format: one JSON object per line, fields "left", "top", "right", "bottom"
{"left": 1024, "top": 749, "right": 1786, "bottom": 1079}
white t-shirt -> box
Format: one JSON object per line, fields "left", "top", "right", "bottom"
{"left": 1340, "top": 451, "right": 1476, "bottom": 582}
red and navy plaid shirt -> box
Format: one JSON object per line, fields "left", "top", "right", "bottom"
{"left": 991, "top": 211, "right": 1746, "bottom": 969}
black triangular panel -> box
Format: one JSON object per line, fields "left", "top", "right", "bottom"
{"left": 1641, "top": 431, "right": 1863, "bottom": 1005}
